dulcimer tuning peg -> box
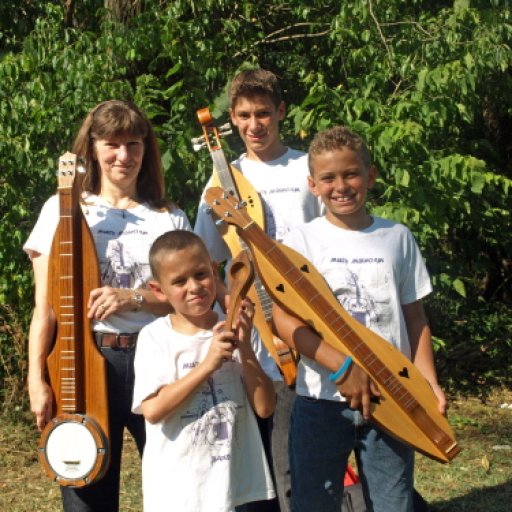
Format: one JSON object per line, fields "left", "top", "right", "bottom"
{"left": 191, "top": 136, "right": 207, "bottom": 152}
{"left": 219, "top": 123, "right": 232, "bottom": 136}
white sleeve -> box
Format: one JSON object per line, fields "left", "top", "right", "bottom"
{"left": 194, "top": 179, "right": 231, "bottom": 263}
{"left": 23, "top": 195, "right": 60, "bottom": 258}
{"left": 170, "top": 207, "right": 193, "bottom": 231}
{"left": 250, "top": 327, "right": 283, "bottom": 383}
{"left": 400, "top": 229, "right": 433, "bottom": 304}
{"left": 132, "top": 324, "right": 174, "bottom": 414}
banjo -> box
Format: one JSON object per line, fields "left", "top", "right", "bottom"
{"left": 38, "top": 152, "right": 110, "bottom": 487}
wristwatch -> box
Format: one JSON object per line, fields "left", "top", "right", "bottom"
{"left": 132, "top": 290, "right": 144, "bottom": 311}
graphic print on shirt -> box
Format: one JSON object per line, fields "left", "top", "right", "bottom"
{"left": 258, "top": 194, "right": 277, "bottom": 240}
{"left": 102, "top": 239, "right": 145, "bottom": 288}
{"left": 324, "top": 257, "right": 397, "bottom": 347}
{"left": 259, "top": 186, "right": 303, "bottom": 242}
{"left": 180, "top": 363, "right": 243, "bottom": 461}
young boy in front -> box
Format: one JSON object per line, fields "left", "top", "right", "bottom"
{"left": 273, "top": 126, "right": 447, "bottom": 512}
{"left": 132, "top": 231, "right": 276, "bottom": 511}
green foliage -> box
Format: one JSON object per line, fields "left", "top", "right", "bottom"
{"left": 0, "top": 0, "right": 510, "bottom": 408}
{"left": 287, "top": 2, "right": 511, "bottom": 316}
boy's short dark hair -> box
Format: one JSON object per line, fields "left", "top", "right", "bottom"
{"left": 149, "top": 230, "right": 209, "bottom": 281}
{"left": 229, "top": 69, "right": 282, "bottom": 109}
{"left": 308, "top": 126, "right": 373, "bottom": 174}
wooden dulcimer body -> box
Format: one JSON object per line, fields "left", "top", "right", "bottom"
{"left": 194, "top": 108, "right": 297, "bottom": 386}
{"left": 205, "top": 187, "right": 461, "bottom": 463}
{"left": 38, "top": 152, "right": 110, "bottom": 487}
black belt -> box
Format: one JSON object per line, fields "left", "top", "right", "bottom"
{"left": 94, "top": 332, "right": 139, "bottom": 349}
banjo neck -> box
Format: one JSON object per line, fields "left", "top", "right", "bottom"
{"left": 52, "top": 163, "right": 85, "bottom": 414}
{"left": 211, "top": 147, "right": 274, "bottom": 322}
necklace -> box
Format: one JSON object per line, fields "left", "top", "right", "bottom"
{"left": 98, "top": 195, "right": 140, "bottom": 218}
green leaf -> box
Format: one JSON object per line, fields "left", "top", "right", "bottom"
{"left": 453, "top": 278, "right": 467, "bottom": 298}
{"left": 471, "top": 173, "right": 486, "bottom": 194}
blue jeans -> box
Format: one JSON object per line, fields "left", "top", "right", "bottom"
{"left": 290, "top": 395, "right": 414, "bottom": 512}
{"left": 61, "top": 346, "right": 146, "bottom": 512}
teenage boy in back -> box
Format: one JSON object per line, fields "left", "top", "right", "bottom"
{"left": 273, "top": 126, "right": 447, "bottom": 512}
{"left": 132, "top": 230, "right": 276, "bottom": 511}
{"left": 195, "top": 68, "right": 321, "bottom": 512}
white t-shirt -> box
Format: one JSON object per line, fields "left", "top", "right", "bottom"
{"left": 283, "top": 216, "right": 433, "bottom": 402}
{"left": 132, "top": 315, "right": 276, "bottom": 511}
{"left": 194, "top": 148, "right": 321, "bottom": 263}
{"left": 23, "top": 193, "right": 192, "bottom": 333}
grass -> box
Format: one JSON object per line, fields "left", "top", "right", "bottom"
{"left": 414, "top": 388, "right": 512, "bottom": 512}
{"left": 1, "top": 388, "right": 510, "bottom": 511}
{"left": 0, "top": 415, "right": 142, "bottom": 511}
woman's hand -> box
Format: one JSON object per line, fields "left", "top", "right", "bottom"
{"left": 28, "top": 379, "right": 54, "bottom": 431}
{"left": 88, "top": 286, "right": 133, "bottom": 320}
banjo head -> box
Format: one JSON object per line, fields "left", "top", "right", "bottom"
{"left": 38, "top": 413, "right": 109, "bottom": 487}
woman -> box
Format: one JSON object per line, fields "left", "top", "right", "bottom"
{"left": 24, "top": 100, "right": 191, "bottom": 511}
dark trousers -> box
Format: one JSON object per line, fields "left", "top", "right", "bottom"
{"left": 271, "top": 383, "right": 295, "bottom": 512}
{"left": 61, "top": 346, "right": 145, "bottom": 512}
{"left": 245, "top": 383, "right": 295, "bottom": 512}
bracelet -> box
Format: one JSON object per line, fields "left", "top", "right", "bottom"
{"left": 132, "top": 290, "right": 144, "bottom": 312}
{"left": 329, "top": 356, "right": 353, "bottom": 382}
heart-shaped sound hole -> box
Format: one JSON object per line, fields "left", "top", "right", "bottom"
{"left": 398, "top": 367, "right": 409, "bottom": 379}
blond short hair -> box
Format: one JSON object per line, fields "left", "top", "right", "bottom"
{"left": 308, "top": 126, "right": 373, "bottom": 174}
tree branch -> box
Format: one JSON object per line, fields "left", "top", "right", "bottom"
{"left": 233, "top": 23, "right": 330, "bottom": 58}
{"left": 368, "top": 0, "right": 393, "bottom": 65}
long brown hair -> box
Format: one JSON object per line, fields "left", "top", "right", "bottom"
{"left": 72, "top": 100, "right": 170, "bottom": 209}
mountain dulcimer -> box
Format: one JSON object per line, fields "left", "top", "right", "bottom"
{"left": 205, "top": 186, "right": 460, "bottom": 463}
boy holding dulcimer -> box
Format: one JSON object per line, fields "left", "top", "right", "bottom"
{"left": 132, "top": 230, "right": 276, "bottom": 511}
{"left": 273, "top": 126, "right": 447, "bottom": 512}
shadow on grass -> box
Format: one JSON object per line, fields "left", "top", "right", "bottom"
{"left": 429, "top": 479, "right": 512, "bottom": 512}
